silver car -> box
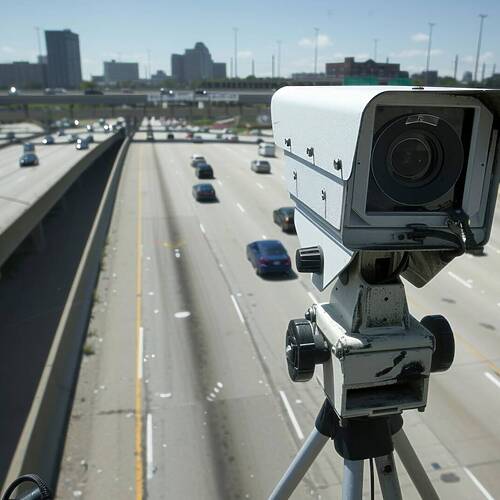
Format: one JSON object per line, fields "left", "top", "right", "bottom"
{"left": 250, "top": 160, "right": 271, "bottom": 173}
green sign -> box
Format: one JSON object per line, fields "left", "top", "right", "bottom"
{"left": 388, "top": 78, "right": 412, "bottom": 86}
{"left": 344, "top": 77, "right": 379, "bottom": 85}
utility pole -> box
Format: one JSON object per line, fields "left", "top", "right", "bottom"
{"left": 313, "top": 27, "right": 319, "bottom": 75}
{"left": 147, "top": 49, "right": 151, "bottom": 80}
{"left": 277, "top": 40, "right": 282, "bottom": 78}
{"left": 373, "top": 38, "right": 379, "bottom": 62}
{"left": 251, "top": 59, "right": 255, "bottom": 77}
{"left": 34, "top": 26, "right": 42, "bottom": 60}
{"left": 481, "top": 62, "right": 486, "bottom": 82}
{"left": 230, "top": 57, "right": 233, "bottom": 78}
{"left": 425, "top": 22, "right": 435, "bottom": 85}
{"left": 474, "top": 14, "right": 487, "bottom": 82}
{"left": 453, "top": 55, "right": 459, "bottom": 80}
{"left": 492, "top": 63, "right": 497, "bottom": 76}
{"left": 272, "top": 54, "right": 275, "bottom": 79}
{"left": 233, "top": 27, "right": 238, "bottom": 78}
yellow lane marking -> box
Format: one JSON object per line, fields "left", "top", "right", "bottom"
{"left": 135, "top": 146, "right": 144, "bottom": 499}
{"left": 162, "top": 240, "right": 185, "bottom": 249}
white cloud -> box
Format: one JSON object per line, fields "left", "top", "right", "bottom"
{"left": 411, "top": 33, "right": 429, "bottom": 43}
{"left": 390, "top": 48, "right": 443, "bottom": 59}
{"left": 1, "top": 46, "right": 14, "bottom": 54}
{"left": 238, "top": 50, "right": 253, "bottom": 59}
{"left": 298, "top": 34, "right": 332, "bottom": 48}
{"left": 481, "top": 51, "right": 495, "bottom": 62}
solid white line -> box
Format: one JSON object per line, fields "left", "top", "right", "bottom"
{"left": 230, "top": 294, "right": 245, "bottom": 323}
{"left": 217, "top": 179, "right": 223, "bottom": 186}
{"left": 146, "top": 413, "right": 154, "bottom": 480}
{"left": 256, "top": 182, "right": 264, "bottom": 189}
{"left": 137, "top": 326, "right": 144, "bottom": 380}
{"left": 463, "top": 467, "right": 494, "bottom": 500}
{"left": 448, "top": 271, "right": 473, "bottom": 289}
{"left": 236, "top": 202, "right": 245, "bottom": 213}
{"left": 199, "top": 223, "right": 206, "bottom": 234}
{"left": 279, "top": 390, "right": 304, "bottom": 440}
{"left": 484, "top": 372, "right": 500, "bottom": 389}
{"left": 307, "top": 291, "right": 318, "bottom": 304}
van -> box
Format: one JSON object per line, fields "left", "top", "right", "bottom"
{"left": 258, "top": 142, "right": 275, "bottom": 157}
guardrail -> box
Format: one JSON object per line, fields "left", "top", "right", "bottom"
{"left": 4, "top": 132, "right": 132, "bottom": 491}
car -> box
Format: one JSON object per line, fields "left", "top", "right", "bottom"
{"left": 122, "top": 88, "right": 134, "bottom": 94}
{"left": 19, "top": 153, "right": 39, "bottom": 167}
{"left": 8, "top": 86, "right": 18, "bottom": 95}
{"left": 73, "top": 119, "right": 80, "bottom": 127}
{"left": 195, "top": 163, "right": 213, "bottom": 179}
{"left": 192, "top": 183, "right": 217, "bottom": 201}
{"left": 44, "top": 88, "right": 56, "bottom": 95}
{"left": 190, "top": 154, "right": 206, "bottom": 166}
{"left": 251, "top": 160, "right": 271, "bottom": 173}
{"left": 84, "top": 88, "right": 103, "bottom": 95}
{"left": 41, "top": 135, "right": 55, "bottom": 145}
{"left": 23, "top": 142, "right": 35, "bottom": 153}
{"left": 67, "top": 134, "right": 79, "bottom": 143}
{"left": 246, "top": 240, "right": 292, "bottom": 276}
{"left": 195, "top": 89, "right": 208, "bottom": 96}
{"left": 103, "top": 123, "right": 111, "bottom": 132}
{"left": 167, "top": 133, "right": 175, "bottom": 140}
{"left": 58, "top": 129, "right": 66, "bottom": 136}
{"left": 76, "top": 139, "right": 89, "bottom": 150}
{"left": 192, "top": 135, "right": 203, "bottom": 143}
{"left": 85, "top": 134, "right": 94, "bottom": 143}
{"left": 273, "top": 207, "right": 296, "bottom": 232}
{"left": 6, "top": 131, "right": 15, "bottom": 141}
{"left": 146, "top": 131, "right": 154, "bottom": 141}
{"left": 87, "top": 124, "right": 94, "bottom": 132}
{"left": 225, "top": 134, "right": 239, "bottom": 142}
{"left": 215, "top": 133, "right": 223, "bottom": 140}
{"left": 160, "top": 88, "right": 174, "bottom": 96}
{"left": 186, "top": 132, "right": 193, "bottom": 139}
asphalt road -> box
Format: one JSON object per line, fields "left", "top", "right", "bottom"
{"left": 58, "top": 122, "right": 500, "bottom": 499}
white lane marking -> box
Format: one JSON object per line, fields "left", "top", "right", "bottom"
{"left": 230, "top": 294, "right": 245, "bottom": 323}
{"left": 486, "top": 243, "right": 500, "bottom": 254}
{"left": 307, "top": 291, "right": 318, "bottom": 303}
{"left": 448, "top": 271, "right": 473, "bottom": 289}
{"left": 256, "top": 182, "right": 264, "bottom": 189}
{"left": 174, "top": 311, "right": 191, "bottom": 319}
{"left": 463, "top": 467, "right": 494, "bottom": 500}
{"left": 217, "top": 381, "right": 223, "bottom": 388}
{"left": 217, "top": 180, "right": 223, "bottom": 186}
{"left": 146, "top": 413, "right": 154, "bottom": 480}
{"left": 262, "top": 235, "right": 267, "bottom": 239}
{"left": 279, "top": 390, "right": 304, "bottom": 440}
{"left": 137, "top": 326, "right": 144, "bottom": 380}
{"left": 484, "top": 372, "right": 500, "bottom": 389}
{"left": 236, "top": 202, "right": 246, "bottom": 213}
{"left": 199, "top": 223, "right": 206, "bottom": 234}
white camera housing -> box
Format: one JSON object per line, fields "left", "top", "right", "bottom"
{"left": 272, "top": 86, "right": 500, "bottom": 290}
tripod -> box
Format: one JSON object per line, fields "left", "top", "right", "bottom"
{"left": 269, "top": 398, "right": 438, "bottom": 500}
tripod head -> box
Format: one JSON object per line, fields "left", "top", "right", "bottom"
{"left": 286, "top": 251, "right": 455, "bottom": 422}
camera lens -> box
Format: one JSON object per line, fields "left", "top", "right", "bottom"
{"left": 389, "top": 137, "right": 432, "bottom": 182}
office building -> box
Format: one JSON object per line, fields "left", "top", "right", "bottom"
{"left": 213, "top": 62, "right": 227, "bottom": 79}
{"left": 171, "top": 42, "right": 225, "bottom": 84}
{"left": 325, "top": 57, "right": 408, "bottom": 83}
{"left": 0, "top": 61, "right": 46, "bottom": 88}
{"left": 45, "top": 29, "right": 82, "bottom": 89}
{"left": 103, "top": 60, "right": 139, "bottom": 83}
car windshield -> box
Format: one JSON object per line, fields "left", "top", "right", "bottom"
{"left": 198, "top": 185, "right": 213, "bottom": 191}
{"left": 282, "top": 208, "right": 294, "bottom": 217}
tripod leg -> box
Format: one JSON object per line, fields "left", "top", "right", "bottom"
{"left": 268, "top": 428, "right": 329, "bottom": 500}
{"left": 342, "top": 459, "right": 364, "bottom": 500}
{"left": 393, "top": 429, "right": 439, "bottom": 500}
{"left": 375, "top": 453, "right": 402, "bottom": 500}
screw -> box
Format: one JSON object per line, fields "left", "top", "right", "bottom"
{"left": 284, "top": 138, "right": 291, "bottom": 147}
{"left": 383, "top": 465, "right": 392, "bottom": 474}
{"left": 293, "top": 170, "right": 297, "bottom": 180}
{"left": 306, "top": 147, "right": 314, "bottom": 157}
{"left": 321, "top": 189, "right": 326, "bottom": 200}
{"left": 333, "top": 159, "right": 342, "bottom": 170}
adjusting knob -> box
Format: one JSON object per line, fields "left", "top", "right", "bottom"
{"left": 421, "top": 315, "right": 455, "bottom": 373}
{"left": 285, "top": 319, "right": 330, "bottom": 382}
{"left": 295, "top": 246, "right": 323, "bottom": 273}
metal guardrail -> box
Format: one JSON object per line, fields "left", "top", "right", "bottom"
{"left": 3, "top": 132, "right": 132, "bottom": 491}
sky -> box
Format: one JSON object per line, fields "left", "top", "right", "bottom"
{"left": 1, "top": 0, "right": 500, "bottom": 81}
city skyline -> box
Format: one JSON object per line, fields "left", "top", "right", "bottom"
{"left": 1, "top": 0, "right": 499, "bottom": 80}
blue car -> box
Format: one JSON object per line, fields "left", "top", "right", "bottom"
{"left": 246, "top": 240, "right": 292, "bottom": 276}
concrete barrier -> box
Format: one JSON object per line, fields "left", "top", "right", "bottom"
{"left": 4, "top": 132, "right": 132, "bottom": 491}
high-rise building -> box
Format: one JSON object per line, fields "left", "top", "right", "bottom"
{"left": 325, "top": 57, "right": 408, "bottom": 83}
{"left": 0, "top": 61, "right": 46, "bottom": 88}
{"left": 45, "top": 29, "right": 82, "bottom": 89}
{"left": 171, "top": 43, "right": 225, "bottom": 84}
{"left": 213, "top": 62, "right": 227, "bottom": 79}
{"left": 103, "top": 60, "right": 139, "bottom": 83}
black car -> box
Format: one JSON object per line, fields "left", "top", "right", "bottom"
{"left": 167, "top": 133, "right": 174, "bottom": 140}
{"left": 41, "top": 135, "right": 55, "bottom": 145}
{"left": 146, "top": 131, "right": 155, "bottom": 142}
{"left": 192, "top": 183, "right": 217, "bottom": 201}
{"left": 84, "top": 88, "right": 103, "bottom": 95}
{"left": 273, "top": 207, "right": 295, "bottom": 232}
{"left": 195, "top": 163, "right": 213, "bottom": 179}
{"left": 19, "top": 153, "right": 39, "bottom": 167}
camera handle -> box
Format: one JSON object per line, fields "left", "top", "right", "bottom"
{"left": 1, "top": 474, "right": 52, "bottom": 500}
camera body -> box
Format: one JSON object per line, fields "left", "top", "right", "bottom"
{"left": 272, "top": 86, "right": 500, "bottom": 290}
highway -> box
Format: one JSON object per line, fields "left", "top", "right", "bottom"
{"left": 57, "top": 121, "right": 500, "bottom": 499}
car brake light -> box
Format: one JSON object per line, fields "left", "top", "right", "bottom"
{"left": 284, "top": 257, "right": 291, "bottom": 265}
{"left": 259, "top": 257, "right": 270, "bottom": 265}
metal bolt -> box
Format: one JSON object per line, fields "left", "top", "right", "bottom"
{"left": 333, "top": 159, "right": 342, "bottom": 170}
{"left": 321, "top": 189, "right": 326, "bottom": 201}
{"left": 293, "top": 170, "right": 297, "bottom": 180}
{"left": 284, "top": 138, "right": 291, "bottom": 147}
{"left": 306, "top": 147, "right": 314, "bottom": 157}
{"left": 383, "top": 465, "right": 392, "bottom": 474}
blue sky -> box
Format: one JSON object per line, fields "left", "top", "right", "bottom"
{"left": 1, "top": 0, "right": 499, "bottom": 80}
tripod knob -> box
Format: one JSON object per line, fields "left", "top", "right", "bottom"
{"left": 295, "top": 246, "right": 323, "bottom": 273}
{"left": 285, "top": 319, "right": 330, "bottom": 382}
{"left": 421, "top": 315, "right": 455, "bottom": 372}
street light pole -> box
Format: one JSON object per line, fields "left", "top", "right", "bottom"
{"left": 233, "top": 27, "right": 239, "bottom": 78}
{"left": 34, "top": 27, "right": 42, "bottom": 60}
{"left": 474, "top": 14, "right": 487, "bottom": 82}
{"left": 425, "top": 22, "right": 435, "bottom": 85}
{"left": 277, "top": 40, "right": 282, "bottom": 78}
